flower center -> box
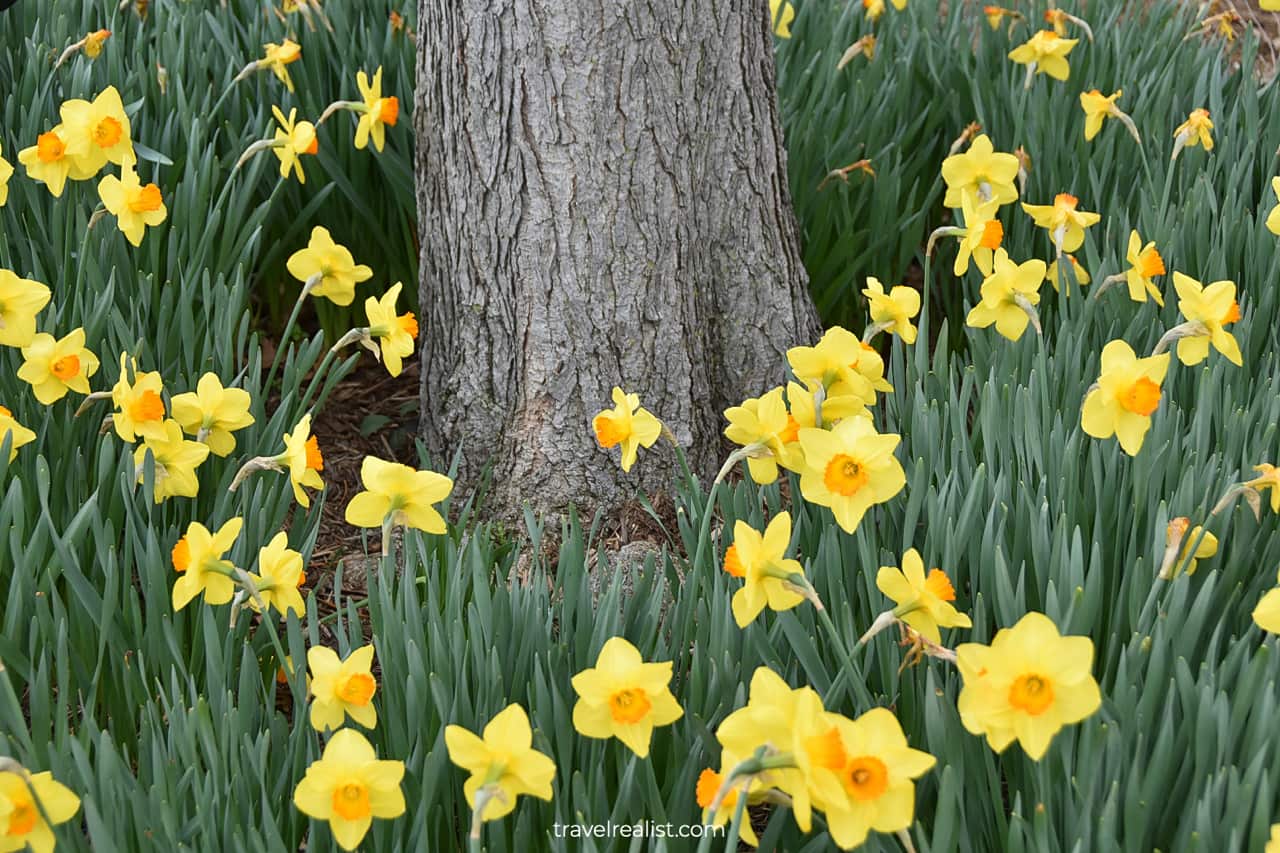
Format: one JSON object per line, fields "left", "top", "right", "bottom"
{"left": 804, "top": 726, "right": 847, "bottom": 771}
{"left": 51, "top": 354, "right": 81, "bottom": 381}
{"left": 924, "top": 568, "right": 957, "bottom": 602}
{"left": 1117, "top": 377, "right": 1161, "bottom": 416}
{"left": 608, "top": 687, "right": 652, "bottom": 724}
{"left": 823, "top": 453, "right": 869, "bottom": 496}
{"left": 777, "top": 413, "right": 801, "bottom": 445}
{"left": 128, "top": 389, "right": 165, "bottom": 422}
{"left": 378, "top": 96, "right": 400, "bottom": 126}
{"left": 330, "top": 781, "right": 372, "bottom": 821}
{"left": 128, "top": 184, "right": 163, "bottom": 213}
{"left": 843, "top": 756, "right": 889, "bottom": 801}
{"left": 171, "top": 537, "right": 191, "bottom": 572}
{"left": 94, "top": 116, "right": 124, "bottom": 149}
{"left": 337, "top": 672, "right": 377, "bottom": 706}
{"left": 979, "top": 219, "right": 1004, "bottom": 250}
{"left": 593, "top": 414, "right": 627, "bottom": 449}
{"left": 722, "top": 544, "right": 745, "bottom": 578}
{"left": 1009, "top": 672, "right": 1055, "bottom": 715}
{"left": 1136, "top": 246, "right": 1165, "bottom": 279}
{"left": 304, "top": 435, "right": 324, "bottom": 471}
{"left": 36, "top": 131, "right": 66, "bottom": 163}
{"left": 695, "top": 769, "right": 728, "bottom": 809}
{"left": 397, "top": 312, "right": 418, "bottom": 339}
{"left": 1053, "top": 192, "right": 1078, "bottom": 212}
{"left": 304, "top": 136, "right": 319, "bottom": 156}
{"left": 6, "top": 799, "right": 36, "bottom": 837}
{"left": 1221, "top": 300, "right": 1241, "bottom": 325}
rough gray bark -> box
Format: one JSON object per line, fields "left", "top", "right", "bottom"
{"left": 416, "top": 0, "right": 819, "bottom": 516}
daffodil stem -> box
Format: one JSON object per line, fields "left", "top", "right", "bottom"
{"left": 721, "top": 777, "right": 752, "bottom": 853}
{"left": 690, "top": 447, "right": 754, "bottom": 574}
{"left": 264, "top": 274, "right": 321, "bottom": 394}
{"left": 1150, "top": 321, "right": 1208, "bottom": 357}
{"left": 813, "top": 601, "right": 873, "bottom": 707}
{"left": 468, "top": 785, "right": 497, "bottom": 851}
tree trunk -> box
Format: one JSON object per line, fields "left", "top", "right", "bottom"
{"left": 415, "top": 0, "right": 819, "bottom": 517}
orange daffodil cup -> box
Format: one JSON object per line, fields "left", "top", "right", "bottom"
{"left": 1081, "top": 340, "right": 1170, "bottom": 456}
{"left": 318, "top": 68, "right": 402, "bottom": 153}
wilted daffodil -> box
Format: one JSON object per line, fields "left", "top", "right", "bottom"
{"left": 1045, "top": 254, "right": 1090, "bottom": 292}
{"left": 170, "top": 517, "right": 243, "bottom": 610}
{"left": 723, "top": 386, "right": 799, "bottom": 484}
{"left": 570, "top": 636, "right": 683, "bottom": 757}
{"left": 110, "top": 354, "right": 167, "bottom": 443}
{"left": 1044, "top": 7, "right": 1094, "bottom": 39}
{"left": 1172, "top": 273, "right": 1243, "bottom": 367}
{"left": 344, "top": 456, "right": 453, "bottom": 539}
{"left": 1021, "top": 193, "right": 1100, "bottom": 254}
{"left": 956, "top": 612, "right": 1102, "bottom": 760}
{"left": 1158, "top": 518, "right": 1218, "bottom": 579}
{"left": 293, "top": 729, "right": 405, "bottom": 852}
{"left": 593, "top": 387, "right": 663, "bottom": 472}
{"left": 940, "top": 133, "right": 1020, "bottom": 209}
{"left": 61, "top": 85, "right": 135, "bottom": 173}
{"left": 444, "top": 703, "right": 557, "bottom": 823}
{"left": 1081, "top": 340, "right": 1169, "bottom": 456}
{"left": 798, "top": 417, "right": 905, "bottom": 534}
{"left": 246, "top": 532, "right": 306, "bottom": 617}
{"left": 0, "top": 768, "right": 81, "bottom": 853}
{"left": 169, "top": 373, "right": 255, "bottom": 457}
{"left": 1253, "top": 568, "right": 1280, "bottom": 634}
{"left": 286, "top": 226, "right": 374, "bottom": 306}
{"left": 1172, "top": 109, "right": 1214, "bottom": 159}
{"left": 98, "top": 164, "right": 167, "bottom": 247}
{"left": 814, "top": 709, "right": 937, "bottom": 850}
{"left": 984, "top": 5, "right": 1023, "bottom": 30}
{"left": 1080, "top": 89, "right": 1140, "bottom": 143}
{"left": 965, "top": 249, "right": 1046, "bottom": 341}
{"left": 862, "top": 277, "right": 920, "bottom": 344}
{"left": 0, "top": 270, "right": 51, "bottom": 348}
{"left": 0, "top": 405, "right": 36, "bottom": 461}
{"left": 769, "top": 0, "right": 795, "bottom": 36}
{"left": 135, "top": 419, "right": 211, "bottom": 503}
{"left": 271, "top": 107, "right": 318, "bottom": 183}
{"left": 1008, "top": 30, "right": 1078, "bottom": 85}
{"left": 363, "top": 283, "right": 418, "bottom": 377}
{"left": 230, "top": 413, "right": 323, "bottom": 506}
{"left": 0, "top": 143, "right": 12, "bottom": 206}
{"left": 18, "top": 329, "right": 100, "bottom": 405}
{"left": 18, "top": 126, "right": 97, "bottom": 198}
{"left": 1267, "top": 177, "right": 1280, "bottom": 236}
{"left": 308, "top": 644, "right": 379, "bottom": 731}
{"left": 871, "top": 549, "right": 971, "bottom": 644}
{"left": 724, "top": 512, "right": 810, "bottom": 627}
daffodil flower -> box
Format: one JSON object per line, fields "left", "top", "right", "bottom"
{"left": 836, "top": 35, "right": 876, "bottom": 69}
{"left": 0, "top": 404, "right": 36, "bottom": 461}
{"left": 592, "top": 387, "right": 663, "bottom": 472}
{"left": 570, "top": 637, "right": 683, "bottom": 757}
{"left": 1246, "top": 464, "right": 1280, "bottom": 515}
{"left": 983, "top": 5, "right": 1023, "bottom": 31}
{"left": 258, "top": 40, "right": 302, "bottom": 91}
{"left": 60, "top": 85, "right": 135, "bottom": 173}
{"left": 246, "top": 532, "right": 306, "bottom": 617}
{"left": 273, "top": 107, "right": 318, "bottom": 183}
{"left": 444, "top": 704, "right": 557, "bottom": 823}
{"left": 1044, "top": 8, "right": 1093, "bottom": 40}
{"left": 863, "top": 0, "right": 885, "bottom": 21}
{"left": 17, "top": 126, "right": 97, "bottom": 197}
{"left": 135, "top": 419, "right": 211, "bottom": 503}
{"left": 723, "top": 386, "right": 799, "bottom": 484}
{"left": 0, "top": 143, "right": 13, "bottom": 206}
{"left": 1172, "top": 109, "right": 1214, "bottom": 161}
{"left": 0, "top": 269, "right": 51, "bottom": 348}
{"left": 1253, "top": 568, "right": 1280, "bottom": 634}
{"left": 54, "top": 29, "right": 112, "bottom": 68}
{"left": 363, "top": 283, "right": 418, "bottom": 377}
{"left": 862, "top": 277, "right": 920, "bottom": 344}
{"left": 1008, "top": 29, "right": 1078, "bottom": 86}
{"left": 956, "top": 612, "right": 1101, "bottom": 760}
{"left": 17, "top": 329, "right": 100, "bottom": 405}
{"left": 1170, "top": 273, "right": 1243, "bottom": 366}
{"left": 1080, "top": 89, "right": 1140, "bottom": 143}
{"left": 98, "top": 164, "right": 167, "bottom": 247}
{"left": 1096, "top": 230, "right": 1165, "bottom": 304}
{"left": 293, "top": 729, "right": 406, "bottom": 852}
{"left": 769, "top": 0, "right": 795, "bottom": 36}
{"left": 355, "top": 68, "right": 400, "bottom": 151}
{"left": 695, "top": 761, "right": 768, "bottom": 846}
{"left": 344, "top": 455, "right": 453, "bottom": 544}
{"left": 1081, "top": 340, "right": 1169, "bottom": 456}
{"left": 949, "top": 198, "right": 1004, "bottom": 276}
{"left": 286, "top": 226, "right": 374, "bottom": 306}
{"left": 940, "top": 133, "right": 1020, "bottom": 209}
{"left": 0, "top": 768, "right": 81, "bottom": 853}
{"left": 110, "top": 353, "right": 167, "bottom": 443}
{"left": 307, "top": 644, "right": 379, "bottom": 731}
{"left": 1045, "top": 254, "right": 1090, "bottom": 293}
{"left": 1021, "top": 192, "right": 1100, "bottom": 255}
{"left": 797, "top": 417, "right": 906, "bottom": 533}
{"left": 1157, "top": 517, "right": 1218, "bottom": 579}
{"left": 787, "top": 326, "right": 887, "bottom": 412}
{"left": 1266, "top": 177, "right": 1280, "bottom": 236}
{"left": 169, "top": 373, "right": 255, "bottom": 457}
{"left": 170, "top": 518, "right": 243, "bottom": 610}
{"left": 725, "top": 512, "right": 811, "bottom": 627}
{"left": 870, "top": 549, "right": 971, "bottom": 644}
{"left": 229, "top": 413, "right": 323, "bottom": 506}
{"left": 965, "top": 249, "right": 1046, "bottom": 340}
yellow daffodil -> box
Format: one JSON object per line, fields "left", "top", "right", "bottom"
{"left": 875, "top": 549, "right": 971, "bottom": 643}
{"left": 570, "top": 637, "right": 683, "bottom": 757}
{"left": 1172, "top": 273, "right": 1243, "bottom": 366}
{"left": 344, "top": 456, "right": 453, "bottom": 534}
{"left": 940, "top": 134, "right": 1020, "bottom": 209}
{"left": 592, "top": 387, "right": 663, "bottom": 472}
{"left": 363, "top": 283, "right": 418, "bottom": 377}
{"left": 956, "top": 612, "right": 1101, "bottom": 760}
{"left": 1079, "top": 89, "right": 1139, "bottom": 143}
{"left": 1081, "top": 340, "right": 1169, "bottom": 456}
{"left": 1267, "top": 177, "right": 1280, "bottom": 236}
{"left": 965, "top": 249, "right": 1046, "bottom": 341}
{"left": 723, "top": 386, "right": 797, "bottom": 484}
{"left": 1021, "top": 193, "right": 1100, "bottom": 253}
{"left": 110, "top": 354, "right": 167, "bottom": 443}
{"left": 1008, "top": 30, "right": 1078, "bottom": 82}
{"left": 1253, "top": 568, "right": 1280, "bottom": 633}
{"left": 769, "top": 0, "right": 795, "bottom": 37}
{"left": 1267, "top": 825, "right": 1280, "bottom": 853}
{"left": 281, "top": 414, "right": 324, "bottom": 507}
{"left": 286, "top": 226, "right": 374, "bottom": 306}
{"left": 307, "top": 644, "right": 379, "bottom": 731}
{"left": 953, "top": 198, "right": 1004, "bottom": 276}
{"left": 864, "top": 0, "right": 885, "bottom": 21}
{"left": 0, "top": 270, "right": 52, "bottom": 348}
{"left": 355, "top": 68, "right": 401, "bottom": 152}
{"left": 1045, "top": 254, "right": 1090, "bottom": 292}
{"left": 0, "top": 405, "right": 36, "bottom": 462}
{"left": 135, "top": 419, "right": 211, "bottom": 503}
{"left": 726, "top": 512, "right": 807, "bottom": 627}
{"left": 83, "top": 29, "right": 111, "bottom": 58}
{"left": 696, "top": 762, "right": 767, "bottom": 846}
{"left": 293, "top": 729, "right": 405, "bottom": 852}
{"left": 814, "top": 708, "right": 936, "bottom": 850}
{"left": 1247, "top": 464, "right": 1280, "bottom": 514}
{"left": 98, "top": 164, "right": 167, "bottom": 247}
{"left": 444, "top": 703, "right": 557, "bottom": 822}
{"left": 247, "top": 532, "right": 306, "bottom": 617}
{"left": 271, "top": 106, "right": 318, "bottom": 183}
{"left": 260, "top": 40, "right": 302, "bottom": 92}
{"left": 0, "top": 769, "right": 81, "bottom": 853}
{"left": 787, "top": 326, "right": 881, "bottom": 408}
{"left": 1123, "top": 230, "right": 1166, "bottom": 305}
{"left": 798, "top": 417, "right": 905, "bottom": 534}
{"left": 170, "top": 517, "right": 243, "bottom": 610}
{"left": 17, "top": 329, "right": 100, "bottom": 405}
{"left": 0, "top": 143, "right": 11, "bottom": 206}
{"left": 18, "top": 126, "right": 97, "bottom": 197}
{"left": 60, "top": 85, "right": 135, "bottom": 173}
{"left": 862, "top": 277, "right": 920, "bottom": 344}
{"left": 1169, "top": 522, "right": 1218, "bottom": 576}
{"left": 169, "top": 373, "right": 255, "bottom": 457}
{"left": 1173, "top": 108, "right": 1214, "bottom": 153}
